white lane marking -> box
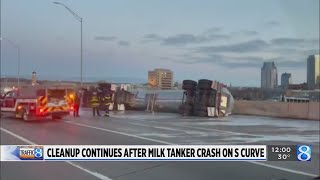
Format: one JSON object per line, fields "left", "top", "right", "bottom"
{"left": 128, "top": 122, "right": 156, "bottom": 128}
{"left": 154, "top": 126, "right": 184, "bottom": 132}
{"left": 0, "top": 127, "right": 112, "bottom": 180}
{"left": 66, "top": 162, "right": 112, "bottom": 180}
{"left": 128, "top": 122, "right": 186, "bottom": 133}
{"left": 250, "top": 161, "right": 318, "bottom": 177}
{"left": 64, "top": 121, "right": 172, "bottom": 145}
{"left": 111, "top": 116, "right": 260, "bottom": 137}
{"left": 173, "top": 123, "right": 259, "bottom": 137}
{"left": 64, "top": 121, "right": 318, "bottom": 178}
{"left": 0, "top": 127, "right": 36, "bottom": 145}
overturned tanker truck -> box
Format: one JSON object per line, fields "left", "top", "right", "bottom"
{"left": 127, "top": 79, "right": 234, "bottom": 117}
{"left": 179, "top": 79, "right": 234, "bottom": 117}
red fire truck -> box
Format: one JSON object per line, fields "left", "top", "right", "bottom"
{"left": 0, "top": 86, "right": 75, "bottom": 121}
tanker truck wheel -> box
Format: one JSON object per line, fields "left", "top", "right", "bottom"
{"left": 198, "top": 79, "right": 213, "bottom": 90}
{"left": 193, "top": 104, "right": 208, "bottom": 117}
{"left": 182, "top": 80, "right": 197, "bottom": 91}
{"left": 179, "top": 104, "right": 193, "bottom": 116}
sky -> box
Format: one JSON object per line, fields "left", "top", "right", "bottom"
{"left": 1, "top": 0, "right": 319, "bottom": 86}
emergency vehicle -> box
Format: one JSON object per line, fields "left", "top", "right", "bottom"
{"left": 0, "top": 86, "right": 76, "bottom": 120}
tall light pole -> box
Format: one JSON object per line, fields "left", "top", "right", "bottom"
{"left": 53, "top": 2, "right": 83, "bottom": 86}
{"left": 0, "top": 0, "right": 2, "bottom": 89}
{"left": 1, "top": 37, "right": 21, "bottom": 87}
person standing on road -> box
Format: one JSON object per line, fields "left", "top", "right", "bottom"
{"left": 118, "top": 88, "right": 126, "bottom": 110}
{"left": 73, "top": 92, "right": 81, "bottom": 117}
{"left": 102, "top": 91, "right": 112, "bottom": 117}
{"left": 90, "top": 92, "right": 100, "bottom": 116}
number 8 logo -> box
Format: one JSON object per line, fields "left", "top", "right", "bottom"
{"left": 297, "top": 145, "right": 311, "bottom": 161}
{"left": 34, "top": 148, "right": 42, "bottom": 158}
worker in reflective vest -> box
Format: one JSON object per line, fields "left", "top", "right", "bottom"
{"left": 90, "top": 92, "right": 100, "bottom": 116}
{"left": 103, "top": 92, "right": 112, "bottom": 117}
{"left": 73, "top": 93, "right": 81, "bottom": 117}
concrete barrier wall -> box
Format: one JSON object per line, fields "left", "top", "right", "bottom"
{"left": 233, "top": 100, "right": 320, "bottom": 120}
{"left": 308, "top": 102, "right": 320, "bottom": 120}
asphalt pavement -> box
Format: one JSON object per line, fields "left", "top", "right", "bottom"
{"left": 1, "top": 109, "right": 319, "bottom": 180}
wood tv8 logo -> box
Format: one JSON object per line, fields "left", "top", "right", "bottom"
{"left": 19, "top": 146, "right": 43, "bottom": 160}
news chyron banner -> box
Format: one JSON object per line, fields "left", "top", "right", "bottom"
{"left": 0, "top": 145, "right": 312, "bottom": 161}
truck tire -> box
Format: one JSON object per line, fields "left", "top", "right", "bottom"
{"left": 194, "top": 110, "right": 208, "bottom": 117}
{"left": 193, "top": 104, "right": 208, "bottom": 116}
{"left": 179, "top": 104, "right": 193, "bottom": 116}
{"left": 52, "top": 115, "right": 62, "bottom": 120}
{"left": 98, "top": 83, "right": 111, "bottom": 91}
{"left": 184, "top": 97, "right": 195, "bottom": 105}
{"left": 182, "top": 80, "right": 197, "bottom": 90}
{"left": 184, "top": 91, "right": 195, "bottom": 105}
{"left": 193, "top": 104, "right": 207, "bottom": 111}
{"left": 194, "top": 91, "right": 209, "bottom": 106}
{"left": 184, "top": 90, "right": 196, "bottom": 97}
{"left": 198, "top": 79, "right": 213, "bottom": 90}
{"left": 18, "top": 108, "right": 28, "bottom": 121}
{"left": 207, "top": 91, "right": 217, "bottom": 107}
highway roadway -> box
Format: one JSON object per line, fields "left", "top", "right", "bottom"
{"left": 1, "top": 110, "right": 319, "bottom": 180}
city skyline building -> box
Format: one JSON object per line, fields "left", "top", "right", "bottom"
{"left": 281, "top": 72, "right": 292, "bottom": 89}
{"left": 148, "top": 68, "right": 173, "bottom": 90}
{"left": 261, "top": 62, "right": 278, "bottom": 89}
{"left": 307, "top": 54, "right": 320, "bottom": 90}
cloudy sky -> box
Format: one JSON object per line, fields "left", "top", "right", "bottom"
{"left": 1, "top": 0, "right": 319, "bottom": 86}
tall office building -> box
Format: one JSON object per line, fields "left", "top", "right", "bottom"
{"left": 148, "top": 70, "right": 157, "bottom": 87}
{"left": 307, "top": 55, "right": 320, "bottom": 90}
{"left": 281, "top": 72, "right": 292, "bottom": 89}
{"left": 148, "top": 69, "right": 173, "bottom": 89}
{"left": 261, "top": 62, "right": 278, "bottom": 89}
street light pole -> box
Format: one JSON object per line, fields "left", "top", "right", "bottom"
{"left": 80, "top": 17, "right": 83, "bottom": 86}
{"left": 0, "top": 0, "right": 2, "bottom": 88}
{"left": 53, "top": 2, "right": 83, "bottom": 86}
{"left": 18, "top": 46, "right": 20, "bottom": 87}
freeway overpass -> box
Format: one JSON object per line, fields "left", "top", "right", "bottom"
{"left": 1, "top": 110, "right": 319, "bottom": 180}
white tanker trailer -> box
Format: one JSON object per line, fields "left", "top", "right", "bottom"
{"left": 127, "top": 79, "right": 234, "bottom": 117}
